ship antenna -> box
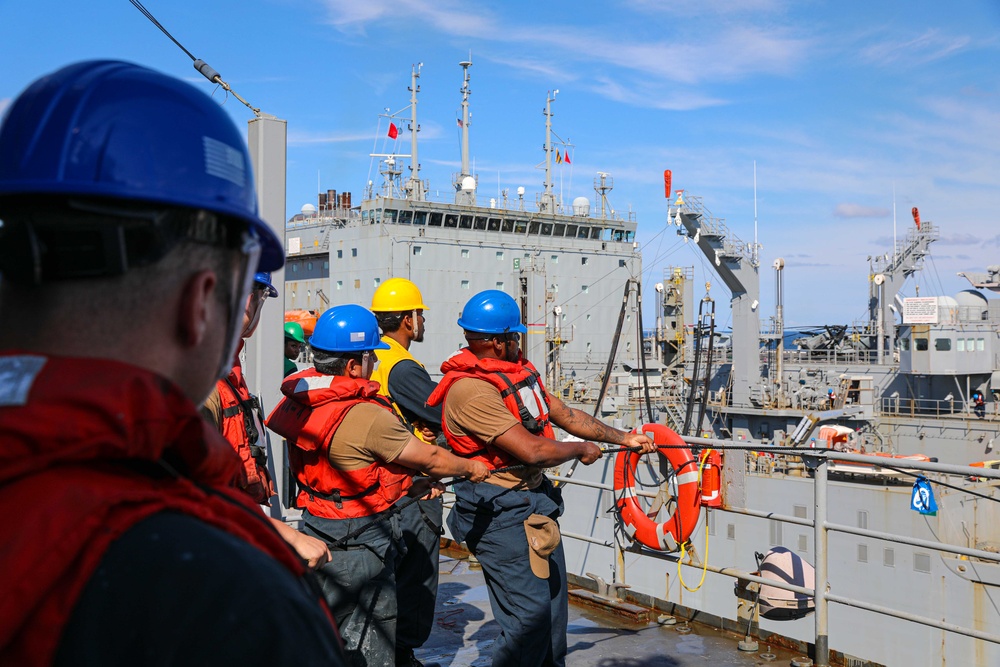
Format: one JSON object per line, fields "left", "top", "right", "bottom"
{"left": 892, "top": 182, "right": 897, "bottom": 265}
{"left": 406, "top": 63, "right": 424, "bottom": 201}
{"left": 541, "top": 89, "right": 559, "bottom": 214}
{"left": 753, "top": 160, "right": 758, "bottom": 267}
{"left": 455, "top": 58, "right": 475, "bottom": 205}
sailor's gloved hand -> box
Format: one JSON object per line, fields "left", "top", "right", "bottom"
{"left": 409, "top": 477, "right": 446, "bottom": 499}
{"left": 622, "top": 432, "right": 656, "bottom": 454}
{"left": 577, "top": 442, "right": 602, "bottom": 465}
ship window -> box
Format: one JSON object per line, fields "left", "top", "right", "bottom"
{"left": 978, "top": 338, "right": 985, "bottom": 351}
{"left": 857, "top": 510, "right": 868, "bottom": 529}
{"left": 337, "top": 250, "right": 343, "bottom": 259}
{"left": 291, "top": 263, "right": 298, "bottom": 273}
{"left": 551, "top": 255, "right": 558, "bottom": 263}
{"left": 462, "top": 249, "right": 470, "bottom": 258}
{"left": 351, "top": 248, "right": 358, "bottom": 257}
{"left": 934, "top": 338, "right": 951, "bottom": 351}
{"left": 769, "top": 520, "right": 782, "bottom": 546}
{"left": 957, "top": 339, "right": 966, "bottom": 352}
{"left": 413, "top": 211, "right": 427, "bottom": 225}
{"left": 915, "top": 337, "right": 928, "bottom": 351}
{"left": 398, "top": 210, "right": 412, "bottom": 224}
{"left": 914, "top": 553, "right": 931, "bottom": 573}
{"left": 566, "top": 224, "right": 578, "bottom": 237}
{"left": 528, "top": 221, "right": 540, "bottom": 234}
{"left": 587, "top": 314, "right": 592, "bottom": 321}
{"left": 577, "top": 226, "right": 590, "bottom": 239}
{"left": 797, "top": 535, "right": 808, "bottom": 553}
{"left": 323, "top": 261, "right": 329, "bottom": 270}
{"left": 444, "top": 214, "right": 459, "bottom": 228}
{"left": 496, "top": 282, "right": 504, "bottom": 290}
{"left": 727, "top": 524, "right": 735, "bottom": 540}
{"left": 429, "top": 212, "right": 443, "bottom": 226}
{"left": 459, "top": 215, "right": 473, "bottom": 229}
{"left": 461, "top": 280, "right": 470, "bottom": 289}
{"left": 553, "top": 223, "right": 565, "bottom": 236}
{"left": 413, "top": 246, "right": 422, "bottom": 256}
{"left": 552, "top": 283, "right": 559, "bottom": 293}
{"left": 883, "top": 548, "right": 895, "bottom": 568}
{"left": 541, "top": 223, "right": 553, "bottom": 235}
{"left": 374, "top": 278, "right": 380, "bottom": 287}
{"left": 582, "top": 285, "right": 589, "bottom": 293}
{"left": 858, "top": 544, "right": 868, "bottom": 563}
{"left": 353, "top": 279, "right": 361, "bottom": 289}
{"left": 794, "top": 505, "right": 807, "bottom": 519}
{"left": 900, "top": 337, "right": 910, "bottom": 351}
{"left": 496, "top": 251, "right": 504, "bottom": 261}
{"left": 306, "top": 261, "right": 313, "bottom": 271}
{"left": 514, "top": 220, "right": 527, "bottom": 234}
{"left": 591, "top": 227, "right": 602, "bottom": 239}
{"left": 967, "top": 338, "right": 975, "bottom": 353}
{"left": 488, "top": 218, "right": 502, "bottom": 231}
{"left": 384, "top": 209, "right": 397, "bottom": 223}
{"left": 501, "top": 219, "right": 514, "bottom": 233}
{"left": 619, "top": 259, "right": 626, "bottom": 267}
{"left": 336, "top": 280, "right": 343, "bottom": 290}
{"left": 474, "top": 217, "right": 487, "bottom": 230}
{"left": 581, "top": 257, "right": 589, "bottom": 265}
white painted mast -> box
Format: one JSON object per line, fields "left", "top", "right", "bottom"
{"left": 540, "top": 89, "right": 559, "bottom": 213}
{"left": 454, "top": 58, "right": 476, "bottom": 205}
{"left": 406, "top": 63, "right": 424, "bottom": 201}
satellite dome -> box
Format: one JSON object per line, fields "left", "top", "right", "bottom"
{"left": 572, "top": 196, "right": 591, "bottom": 217}
{"left": 461, "top": 176, "right": 476, "bottom": 192}
{"left": 301, "top": 203, "right": 317, "bottom": 216}
{"left": 955, "top": 289, "right": 988, "bottom": 321}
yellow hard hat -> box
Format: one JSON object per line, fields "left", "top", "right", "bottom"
{"left": 371, "top": 277, "right": 429, "bottom": 312}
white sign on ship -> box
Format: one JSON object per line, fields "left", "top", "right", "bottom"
{"left": 902, "top": 297, "right": 939, "bottom": 324}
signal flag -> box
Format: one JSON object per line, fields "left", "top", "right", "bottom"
{"left": 388, "top": 122, "right": 398, "bottom": 139}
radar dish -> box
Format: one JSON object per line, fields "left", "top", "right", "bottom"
{"left": 460, "top": 176, "right": 476, "bottom": 191}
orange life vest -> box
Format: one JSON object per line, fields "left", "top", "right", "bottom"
{"left": 0, "top": 354, "right": 333, "bottom": 667}
{"left": 427, "top": 348, "right": 555, "bottom": 469}
{"left": 266, "top": 369, "right": 413, "bottom": 519}
{"left": 216, "top": 356, "right": 275, "bottom": 504}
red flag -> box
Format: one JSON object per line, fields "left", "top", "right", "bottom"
{"left": 388, "top": 122, "right": 398, "bottom": 139}
{"left": 663, "top": 169, "right": 672, "bottom": 199}
{"left": 564, "top": 151, "right": 571, "bottom": 164}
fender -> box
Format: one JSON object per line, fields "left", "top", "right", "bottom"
{"left": 613, "top": 423, "right": 702, "bottom": 551}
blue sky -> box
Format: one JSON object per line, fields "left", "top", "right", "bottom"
{"left": 2, "top": 0, "right": 999, "bottom": 328}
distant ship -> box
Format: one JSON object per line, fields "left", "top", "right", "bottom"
{"left": 283, "top": 60, "right": 1000, "bottom": 666}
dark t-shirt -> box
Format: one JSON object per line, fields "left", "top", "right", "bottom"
{"left": 55, "top": 512, "right": 345, "bottom": 666}
{"left": 387, "top": 359, "right": 442, "bottom": 429}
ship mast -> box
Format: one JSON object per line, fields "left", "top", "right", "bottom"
{"left": 454, "top": 59, "right": 476, "bottom": 205}
{"left": 405, "top": 63, "right": 424, "bottom": 201}
{"left": 540, "top": 89, "right": 558, "bottom": 213}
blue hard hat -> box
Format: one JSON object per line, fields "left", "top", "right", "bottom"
{"left": 254, "top": 271, "right": 278, "bottom": 298}
{"left": 310, "top": 304, "right": 390, "bottom": 353}
{"left": 0, "top": 60, "right": 283, "bottom": 272}
{"left": 457, "top": 290, "right": 527, "bottom": 335}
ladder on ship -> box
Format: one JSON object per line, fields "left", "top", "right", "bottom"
{"left": 683, "top": 295, "right": 716, "bottom": 437}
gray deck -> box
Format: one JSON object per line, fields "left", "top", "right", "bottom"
{"left": 417, "top": 555, "right": 806, "bottom": 667}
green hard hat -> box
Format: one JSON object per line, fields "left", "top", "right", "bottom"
{"left": 284, "top": 321, "right": 306, "bottom": 344}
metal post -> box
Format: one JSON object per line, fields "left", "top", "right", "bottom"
{"left": 814, "top": 457, "right": 829, "bottom": 666}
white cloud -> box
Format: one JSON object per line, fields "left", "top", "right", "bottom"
{"left": 860, "top": 29, "right": 972, "bottom": 67}
{"left": 834, "top": 203, "right": 891, "bottom": 218}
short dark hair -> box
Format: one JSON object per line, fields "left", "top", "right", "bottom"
{"left": 312, "top": 348, "right": 363, "bottom": 376}
{"left": 374, "top": 311, "right": 407, "bottom": 334}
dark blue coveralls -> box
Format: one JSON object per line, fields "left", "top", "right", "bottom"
{"left": 448, "top": 477, "right": 568, "bottom": 667}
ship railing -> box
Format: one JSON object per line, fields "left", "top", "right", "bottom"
{"left": 879, "top": 395, "right": 991, "bottom": 418}
{"left": 549, "top": 438, "right": 1000, "bottom": 667}
{"left": 777, "top": 348, "right": 879, "bottom": 364}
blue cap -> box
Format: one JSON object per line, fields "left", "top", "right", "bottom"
{"left": 457, "top": 290, "right": 527, "bottom": 335}
{"left": 0, "top": 60, "right": 283, "bottom": 271}
{"left": 254, "top": 271, "right": 278, "bottom": 298}
{"left": 310, "top": 304, "right": 390, "bottom": 353}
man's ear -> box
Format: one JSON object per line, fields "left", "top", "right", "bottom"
{"left": 177, "top": 269, "right": 218, "bottom": 348}
{"left": 346, "top": 358, "right": 363, "bottom": 379}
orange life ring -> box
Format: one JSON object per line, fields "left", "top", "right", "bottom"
{"left": 613, "top": 423, "right": 702, "bottom": 551}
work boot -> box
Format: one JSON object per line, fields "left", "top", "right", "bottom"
{"left": 396, "top": 648, "right": 433, "bottom": 667}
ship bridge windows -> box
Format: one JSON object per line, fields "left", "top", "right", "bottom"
{"left": 591, "top": 227, "right": 603, "bottom": 240}
{"left": 444, "top": 214, "right": 459, "bottom": 228}
{"left": 514, "top": 220, "right": 527, "bottom": 234}
{"left": 577, "top": 226, "right": 590, "bottom": 239}
{"left": 398, "top": 210, "right": 412, "bottom": 224}
{"left": 529, "top": 221, "right": 541, "bottom": 234}
{"left": 474, "top": 217, "right": 488, "bottom": 230}
{"left": 488, "top": 218, "right": 502, "bottom": 231}
{"left": 915, "top": 337, "right": 929, "bottom": 351}
{"left": 553, "top": 223, "right": 565, "bottom": 236}
{"left": 935, "top": 338, "right": 952, "bottom": 351}
{"left": 566, "top": 224, "right": 578, "bottom": 238}
{"left": 383, "top": 209, "right": 397, "bottom": 224}
{"left": 540, "top": 222, "right": 553, "bottom": 235}
{"left": 413, "top": 211, "right": 427, "bottom": 225}
{"left": 459, "top": 215, "right": 474, "bottom": 229}
{"left": 428, "top": 212, "right": 443, "bottom": 226}
{"left": 501, "top": 219, "right": 514, "bottom": 233}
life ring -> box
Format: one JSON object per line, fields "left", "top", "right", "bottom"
{"left": 613, "top": 423, "right": 702, "bottom": 551}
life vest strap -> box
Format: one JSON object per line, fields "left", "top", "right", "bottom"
{"left": 300, "top": 480, "right": 381, "bottom": 509}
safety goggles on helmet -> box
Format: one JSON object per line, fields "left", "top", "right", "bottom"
{"left": 217, "top": 229, "right": 263, "bottom": 380}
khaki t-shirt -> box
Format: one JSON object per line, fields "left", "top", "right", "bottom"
{"left": 328, "top": 403, "right": 413, "bottom": 471}
{"left": 443, "top": 377, "right": 544, "bottom": 489}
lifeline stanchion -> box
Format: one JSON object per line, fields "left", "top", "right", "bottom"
{"left": 328, "top": 463, "right": 528, "bottom": 550}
